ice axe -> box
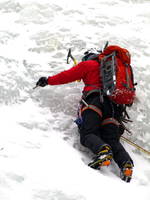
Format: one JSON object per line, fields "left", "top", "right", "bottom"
{"left": 67, "top": 48, "right": 81, "bottom": 82}
{"left": 67, "top": 48, "right": 78, "bottom": 66}
{"left": 33, "top": 48, "right": 78, "bottom": 90}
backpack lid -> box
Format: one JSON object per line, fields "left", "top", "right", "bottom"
{"left": 99, "top": 45, "right": 131, "bottom": 64}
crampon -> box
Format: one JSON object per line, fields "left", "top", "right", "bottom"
{"left": 88, "top": 146, "right": 113, "bottom": 169}
{"left": 120, "top": 161, "right": 133, "bottom": 183}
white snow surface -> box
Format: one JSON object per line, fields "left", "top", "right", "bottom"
{"left": 0, "top": 0, "right": 150, "bottom": 199}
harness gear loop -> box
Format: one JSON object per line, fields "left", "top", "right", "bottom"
{"left": 101, "top": 118, "right": 120, "bottom": 126}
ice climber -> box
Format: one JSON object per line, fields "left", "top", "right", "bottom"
{"left": 36, "top": 45, "right": 136, "bottom": 183}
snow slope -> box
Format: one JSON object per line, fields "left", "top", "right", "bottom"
{"left": 0, "top": 0, "right": 150, "bottom": 199}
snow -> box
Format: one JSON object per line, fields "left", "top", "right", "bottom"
{"left": 0, "top": 0, "right": 150, "bottom": 199}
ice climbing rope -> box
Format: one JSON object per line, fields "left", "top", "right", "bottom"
{"left": 121, "top": 136, "right": 150, "bottom": 156}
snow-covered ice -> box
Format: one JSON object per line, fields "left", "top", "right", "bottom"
{"left": 0, "top": 0, "right": 150, "bottom": 199}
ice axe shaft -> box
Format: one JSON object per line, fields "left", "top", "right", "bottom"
{"left": 33, "top": 85, "right": 39, "bottom": 89}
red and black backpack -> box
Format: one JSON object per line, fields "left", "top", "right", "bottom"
{"left": 98, "top": 45, "right": 136, "bottom": 105}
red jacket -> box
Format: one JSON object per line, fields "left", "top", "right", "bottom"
{"left": 48, "top": 60, "right": 102, "bottom": 93}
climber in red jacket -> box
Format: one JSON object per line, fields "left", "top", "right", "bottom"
{"left": 36, "top": 51, "right": 134, "bottom": 183}
{"left": 41, "top": 59, "right": 101, "bottom": 92}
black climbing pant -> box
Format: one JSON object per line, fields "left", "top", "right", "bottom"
{"left": 78, "top": 93, "right": 133, "bottom": 168}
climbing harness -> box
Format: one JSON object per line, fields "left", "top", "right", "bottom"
{"left": 74, "top": 97, "right": 102, "bottom": 126}
{"left": 80, "top": 104, "right": 102, "bottom": 118}
{"left": 101, "top": 117, "right": 120, "bottom": 126}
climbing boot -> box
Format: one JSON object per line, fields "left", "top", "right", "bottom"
{"left": 120, "top": 160, "right": 133, "bottom": 183}
{"left": 88, "top": 145, "right": 113, "bottom": 169}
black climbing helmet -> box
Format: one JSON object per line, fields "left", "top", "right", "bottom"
{"left": 82, "top": 52, "right": 98, "bottom": 61}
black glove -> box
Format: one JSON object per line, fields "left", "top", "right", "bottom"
{"left": 36, "top": 77, "right": 48, "bottom": 87}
